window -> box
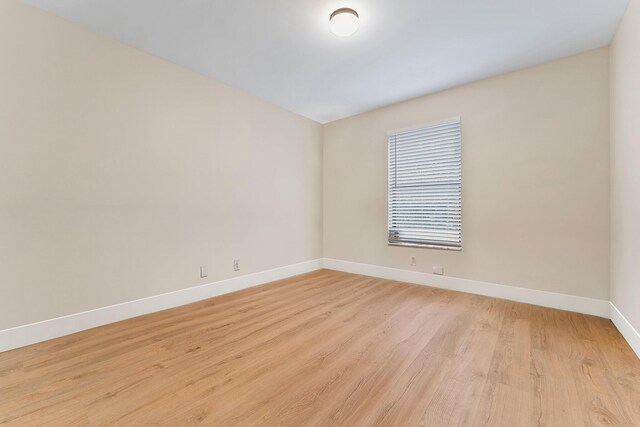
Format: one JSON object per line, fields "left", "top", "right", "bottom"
{"left": 388, "top": 118, "right": 462, "bottom": 250}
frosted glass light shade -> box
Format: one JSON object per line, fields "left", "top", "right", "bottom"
{"left": 329, "top": 8, "right": 359, "bottom": 37}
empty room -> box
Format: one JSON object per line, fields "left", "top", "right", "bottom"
{"left": 1, "top": 0, "right": 639, "bottom": 425}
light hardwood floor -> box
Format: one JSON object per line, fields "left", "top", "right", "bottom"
{"left": 1, "top": 269, "right": 639, "bottom": 426}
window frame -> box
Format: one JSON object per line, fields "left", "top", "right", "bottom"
{"left": 387, "top": 117, "right": 463, "bottom": 251}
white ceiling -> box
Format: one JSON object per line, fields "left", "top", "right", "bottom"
{"left": 24, "top": 0, "right": 628, "bottom": 123}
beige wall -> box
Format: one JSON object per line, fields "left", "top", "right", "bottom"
{"left": 0, "top": 0, "right": 618, "bottom": 332}
{"left": 324, "top": 48, "right": 611, "bottom": 300}
{"left": 0, "top": 0, "right": 323, "bottom": 329}
{"left": 611, "top": 0, "right": 640, "bottom": 331}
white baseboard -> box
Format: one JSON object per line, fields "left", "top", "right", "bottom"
{"left": 322, "top": 258, "right": 611, "bottom": 318}
{"left": 0, "top": 259, "right": 322, "bottom": 353}
{"left": 4, "top": 257, "right": 635, "bottom": 359}
{"left": 609, "top": 302, "right": 640, "bottom": 359}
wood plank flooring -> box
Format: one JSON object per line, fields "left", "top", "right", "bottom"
{"left": 1, "top": 269, "right": 639, "bottom": 426}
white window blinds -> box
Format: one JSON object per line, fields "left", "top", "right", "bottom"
{"left": 388, "top": 119, "right": 462, "bottom": 250}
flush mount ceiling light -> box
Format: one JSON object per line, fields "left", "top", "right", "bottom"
{"left": 329, "top": 8, "right": 360, "bottom": 37}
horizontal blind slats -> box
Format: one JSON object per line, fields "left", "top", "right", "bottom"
{"left": 388, "top": 119, "right": 461, "bottom": 249}
{"left": 391, "top": 167, "right": 459, "bottom": 176}
{"left": 393, "top": 135, "right": 461, "bottom": 149}
{"left": 391, "top": 158, "right": 460, "bottom": 169}
{"left": 391, "top": 151, "right": 461, "bottom": 165}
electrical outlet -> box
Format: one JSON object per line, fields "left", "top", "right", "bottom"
{"left": 200, "top": 266, "right": 208, "bottom": 278}
{"left": 433, "top": 266, "right": 444, "bottom": 275}
{"left": 410, "top": 256, "right": 416, "bottom": 266}
{"left": 233, "top": 259, "right": 240, "bottom": 271}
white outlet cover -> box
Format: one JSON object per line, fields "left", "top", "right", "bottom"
{"left": 200, "top": 266, "right": 208, "bottom": 278}
{"left": 432, "top": 266, "right": 444, "bottom": 275}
